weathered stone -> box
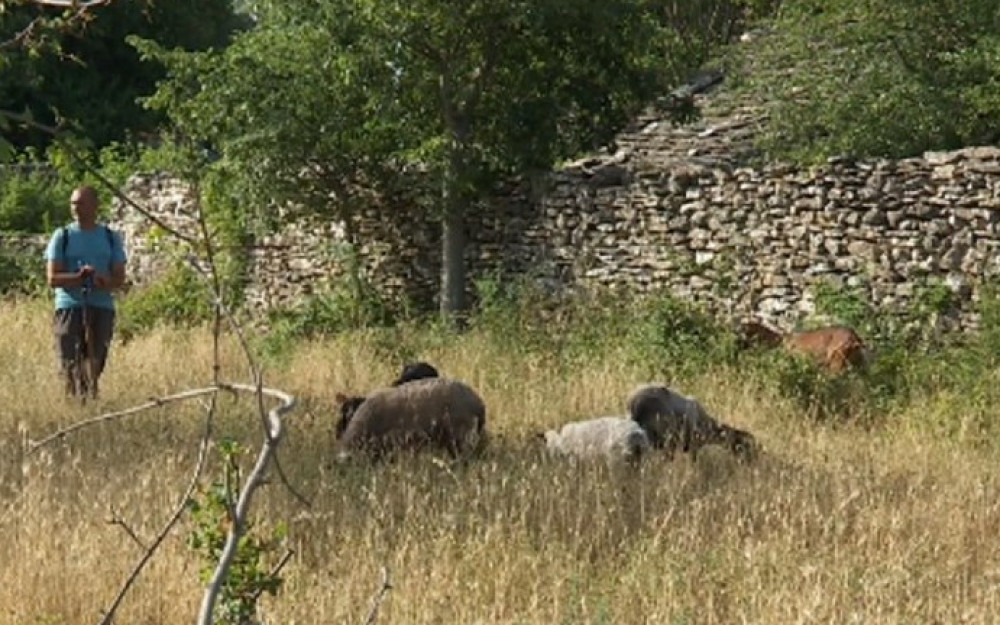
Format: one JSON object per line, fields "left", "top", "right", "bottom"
{"left": 104, "top": 129, "right": 1000, "bottom": 334}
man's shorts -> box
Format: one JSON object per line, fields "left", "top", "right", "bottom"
{"left": 53, "top": 306, "right": 116, "bottom": 377}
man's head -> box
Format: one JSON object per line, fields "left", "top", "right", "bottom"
{"left": 70, "top": 186, "right": 99, "bottom": 227}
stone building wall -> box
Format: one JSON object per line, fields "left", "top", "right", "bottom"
{"left": 101, "top": 73, "right": 1000, "bottom": 331}
{"left": 106, "top": 143, "right": 1000, "bottom": 331}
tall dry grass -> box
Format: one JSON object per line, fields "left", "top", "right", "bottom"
{"left": 2, "top": 297, "right": 999, "bottom": 625}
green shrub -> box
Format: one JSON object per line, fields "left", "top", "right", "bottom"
{"left": 117, "top": 261, "right": 215, "bottom": 339}
{"left": 625, "top": 291, "right": 739, "bottom": 379}
{"left": 260, "top": 254, "right": 397, "bottom": 360}
{"left": 187, "top": 438, "right": 287, "bottom": 625}
{"left": 0, "top": 165, "right": 72, "bottom": 233}
{"left": 0, "top": 246, "right": 46, "bottom": 296}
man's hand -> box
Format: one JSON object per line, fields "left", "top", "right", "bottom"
{"left": 93, "top": 273, "right": 111, "bottom": 289}
{"left": 78, "top": 265, "right": 95, "bottom": 287}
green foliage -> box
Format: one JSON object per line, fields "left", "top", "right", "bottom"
{"left": 117, "top": 261, "right": 215, "bottom": 339}
{"left": 0, "top": 244, "right": 46, "bottom": 296}
{"left": 469, "top": 274, "right": 740, "bottom": 380}
{"left": 0, "top": 0, "right": 251, "bottom": 152}
{"left": 0, "top": 135, "right": 161, "bottom": 234}
{"left": 260, "top": 247, "right": 397, "bottom": 360}
{"left": 187, "top": 438, "right": 287, "bottom": 625}
{"left": 136, "top": 0, "right": 732, "bottom": 317}
{"left": 729, "top": 0, "right": 1000, "bottom": 163}
{"left": 625, "top": 290, "right": 740, "bottom": 379}
{"left": 0, "top": 162, "right": 71, "bottom": 233}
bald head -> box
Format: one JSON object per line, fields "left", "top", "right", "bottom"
{"left": 70, "top": 185, "right": 99, "bottom": 227}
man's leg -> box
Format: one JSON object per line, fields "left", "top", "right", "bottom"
{"left": 86, "top": 306, "right": 116, "bottom": 398}
{"left": 53, "top": 307, "right": 83, "bottom": 397}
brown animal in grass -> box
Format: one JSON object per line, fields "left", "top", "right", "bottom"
{"left": 737, "top": 318, "right": 869, "bottom": 373}
{"left": 334, "top": 377, "right": 487, "bottom": 461}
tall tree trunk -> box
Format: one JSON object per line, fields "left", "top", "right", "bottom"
{"left": 440, "top": 157, "right": 467, "bottom": 321}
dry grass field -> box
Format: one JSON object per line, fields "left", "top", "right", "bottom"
{"left": 2, "top": 297, "right": 1000, "bottom": 625}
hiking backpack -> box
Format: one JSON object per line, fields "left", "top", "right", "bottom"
{"left": 58, "top": 225, "right": 116, "bottom": 262}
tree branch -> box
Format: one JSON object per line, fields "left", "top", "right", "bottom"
{"left": 98, "top": 392, "right": 216, "bottom": 625}
{"left": 362, "top": 566, "right": 393, "bottom": 625}
{"left": 9, "top": 62, "right": 307, "bottom": 625}
{"left": 106, "top": 504, "right": 148, "bottom": 551}
{"left": 27, "top": 0, "right": 111, "bottom": 6}
{"left": 196, "top": 383, "right": 297, "bottom": 625}
{"left": 249, "top": 549, "right": 295, "bottom": 604}
{"left": 27, "top": 387, "right": 222, "bottom": 452}
{"left": 0, "top": 1, "right": 114, "bottom": 51}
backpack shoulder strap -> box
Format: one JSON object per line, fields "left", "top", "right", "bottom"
{"left": 59, "top": 226, "right": 70, "bottom": 261}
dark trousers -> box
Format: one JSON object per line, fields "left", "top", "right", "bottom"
{"left": 53, "top": 305, "right": 116, "bottom": 391}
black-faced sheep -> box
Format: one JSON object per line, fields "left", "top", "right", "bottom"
{"left": 335, "top": 377, "right": 487, "bottom": 461}
{"left": 626, "top": 384, "right": 758, "bottom": 462}
{"left": 392, "top": 361, "right": 440, "bottom": 386}
{"left": 334, "top": 360, "right": 442, "bottom": 440}
{"left": 540, "top": 416, "right": 651, "bottom": 468}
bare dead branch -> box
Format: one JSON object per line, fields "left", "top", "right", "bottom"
{"left": 26, "top": 386, "right": 222, "bottom": 453}
{"left": 106, "top": 504, "right": 148, "bottom": 551}
{"left": 186, "top": 191, "right": 312, "bottom": 510}
{"left": 250, "top": 549, "right": 296, "bottom": 604}
{"left": 23, "top": 0, "right": 112, "bottom": 6}
{"left": 362, "top": 566, "right": 393, "bottom": 625}
{"left": 9, "top": 73, "right": 306, "bottom": 625}
{"left": 0, "top": 16, "right": 44, "bottom": 50}
{"left": 0, "top": 0, "right": 111, "bottom": 51}
{"left": 98, "top": 392, "right": 217, "bottom": 625}
{"left": 197, "top": 383, "right": 297, "bottom": 625}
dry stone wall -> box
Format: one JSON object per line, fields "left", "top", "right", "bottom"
{"left": 108, "top": 141, "right": 1000, "bottom": 333}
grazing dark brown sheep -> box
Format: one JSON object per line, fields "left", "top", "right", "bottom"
{"left": 626, "top": 384, "right": 758, "bottom": 462}
{"left": 335, "top": 377, "right": 487, "bottom": 461}
{"left": 738, "top": 318, "right": 869, "bottom": 373}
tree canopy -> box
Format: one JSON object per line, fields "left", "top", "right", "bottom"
{"left": 137, "top": 0, "right": 728, "bottom": 317}
{"left": 731, "top": 0, "right": 1000, "bottom": 163}
{"left": 0, "top": 0, "right": 251, "bottom": 152}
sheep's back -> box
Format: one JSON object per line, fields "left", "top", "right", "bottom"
{"left": 627, "top": 384, "right": 720, "bottom": 445}
{"left": 338, "top": 377, "right": 486, "bottom": 453}
{"left": 548, "top": 416, "right": 649, "bottom": 459}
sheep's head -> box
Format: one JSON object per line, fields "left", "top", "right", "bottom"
{"left": 735, "top": 319, "right": 784, "bottom": 350}
{"left": 627, "top": 385, "right": 675, "bottom": 449}
{"left": 715, "top": 424, "right": 758, "bottom": 463}
{"left": 392, "top": 361, "right": 440, "bottom": 386}
{"left": 334, "top": 392, "right": 367, "bottom": 440}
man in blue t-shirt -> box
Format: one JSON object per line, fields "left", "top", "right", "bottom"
{"left": 44, "top": 185, "right": 128, "bottom": 399}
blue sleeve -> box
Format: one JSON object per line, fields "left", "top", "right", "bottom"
{"left": 44, "top": 229, "right": 64, "bottom": 263}
{"left": 111, "top": 230, "right": 127, "bottom": 264}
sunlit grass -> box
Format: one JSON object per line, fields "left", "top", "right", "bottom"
{"left": 2, "top": 297, "right": 999, "bottom": 625}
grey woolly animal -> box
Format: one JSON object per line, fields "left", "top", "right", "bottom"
{"left": 335, "top": 377, "right": 487, "bottom": 461}
{"left": 626, "top": 384, "right": 757, "bottom": 462}
{"left": 541, "top": 416, "right": 651, "bottom": 468}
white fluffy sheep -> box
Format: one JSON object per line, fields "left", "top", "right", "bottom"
{"left": 542, "top": 416, "right": 652, "bottom": 467}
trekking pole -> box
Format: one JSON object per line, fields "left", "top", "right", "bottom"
{"left": 80, "top": 270, "right": 94, "bottom": 404}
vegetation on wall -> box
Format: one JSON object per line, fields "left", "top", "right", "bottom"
{"left": 133, "top": 0, "right": 760, "bottom": 321}
{"left": 729, "top": 0, "right": 1000, "bottom": 163}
